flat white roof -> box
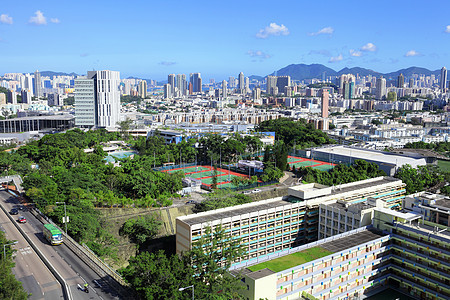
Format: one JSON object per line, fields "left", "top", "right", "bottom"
{"left": 315, "top": 146, "right": 426, "bottom": 167}
{"left": 375, "top": 207, "right": 421, "bottom": 221}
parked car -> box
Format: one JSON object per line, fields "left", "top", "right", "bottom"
{"left": 18, "top": 216, "right": 27, "bottom": 223}
{"left": 185, "top": 200, "right": 197, "bottom": 204}
{"left": 9, "top": 208, "right": 18, "bottom": 215}
{"left": 252, "top": 189, "right": 261, "bottom": 193}
{"left": 243, "top": 190, "right": 252, "bottom": 195}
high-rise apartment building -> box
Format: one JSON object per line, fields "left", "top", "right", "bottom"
{"left": 138, "top": 80, "right": 147, "bottom": 98}
{"left": 176, "top": 74, "right": 187, "bottom": 96}
{"left": 397, "top": 73, "right": 404, "bottom": 88}
{"left": 440, "top": 67, "right": 447, "bottom": 92}
{"left": 228, "top": 76, "right": 236, "bottom": 88}
{"left": 252, "top": 87, "right": 261, "bottom": 100}
{"left": 266, "top": 76, "right": 277, "bottom": 95}
{"left": 168, "top": 74, "right": 176, "bottom": 94}
{"left": 190, "top": 73, "right": 202, "bottom": 93}
{"left": 164, "top": 84, "right": 172, "bottom": 99}
{"left": 321, "top": 89, "right": 329, "bottom": 118}
{"left": 222, "top": 80, "right": 227, "bottom": 98}
{"left": 34, "top": 70, "right": 42, "bottom": 98}
{"left": 375, "top": 77, "right": 386, "bottom": 100}
{"left": 276, "top": 76, "right": 290, "bottom": 95}
{"left": 21, "top": 90, "right": 32, "bottom": 104}
{"left": 238, "top": 72, "right": 245, "bottom": 94}
{"left": 75, "top": 70, "right": 120, "bottom": 128}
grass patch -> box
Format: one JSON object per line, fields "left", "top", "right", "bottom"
{"left": 247, "top": 246, "right": 333, "bottom": 273}
{"left": 437, "top": 159, "right": 450, "bottom": 172}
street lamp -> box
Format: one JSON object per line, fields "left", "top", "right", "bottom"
{"left": 3, "top": 241, "right": 18, "bottom": 259}
{"left": 178, "top": 285, "right": 194, "bottom": 300}
{"left": 55, "top": 202, "right": 68, "bottom": 235}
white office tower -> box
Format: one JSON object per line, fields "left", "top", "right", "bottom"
{"left": 75, "top": 78, "right": 96, "bottom": 127}
{"left": 245, "top": 77, "right": 250, "bottom": 93}
{"left": 222, "top": 80, "right": 227, "bottom": 98}
{"left": 88, "top": 70, "right": 120, "bottom": 128}
{"left": 75, "top": 70, "right": 121, "bottom": 128}
{"left": 440, "top": 67, "right": 447, "bottom": 92}
{"left": 375, "top": 77, "right": 386, "bottom": 100}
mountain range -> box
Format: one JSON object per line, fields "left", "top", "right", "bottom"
{"left": 36, "top": 64, "right": 441, "bottom": 82}
{"left": 261, "top": 64, "right": 441, "bottom": 81}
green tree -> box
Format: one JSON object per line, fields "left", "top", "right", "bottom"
{"left": 189, "top": 225, "right": 246, "bottom": 299}
{"left": 0, "top": 231, "right": 29, "bottom": 299}
{"left": 119, "top": 214, "right": 162, "bottom": 248}
{"left": 121, "top": 250, "right": 193, "bottom": 300}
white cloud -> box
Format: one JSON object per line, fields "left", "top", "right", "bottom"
{"left": 247, "top": 50, "right": 271, "bottom": 60}
{"left": 50, "top": 18, "right": 60, "bottom": 24}
{"left": 159, "top": 61, "right": 176, "bottom": 66}
{"left": 405, "top": 50, "right": 420, "bottom": 57}
{"left": 0, "top": 14, "right": 13, "bottom": 24}
{"left": 349, "top": 49, "right": 362, "bottom": 57}
{"left": 256, "top": 23, "right": 289, "bottom": 39}
{"left": 329, "top": 54, "right": 343, "bottom": 63}
{"left": 445, "top": 25, "right": 450, "bottom": 33}
{"left": 309, "top": 26, "right": 334, "bottom": 36}
{"left": 29, "top": 10, "right": 47, "bottom": 25}
{"left": 360, "top": 42, "right": 377, "bottom": 52}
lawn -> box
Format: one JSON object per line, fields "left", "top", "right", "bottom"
{"left": 437, "top": 159, "right": 450, "bottom": 172}
{"left": 247, "top": 246, "right": 333, "bottom": 273}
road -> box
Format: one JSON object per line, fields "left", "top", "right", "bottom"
{"left": 0, "top": 190, "right": 121, "bottom": 300}
{"left": 0, "top": 198, "right": 63, "bottom": 300}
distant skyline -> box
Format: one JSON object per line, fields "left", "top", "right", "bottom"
{"left": 0, "top": 0, "right": 449, "bottom": 80}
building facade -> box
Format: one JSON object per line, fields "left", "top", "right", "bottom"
{"left": 237, "top": 208, "right": 449, "bottom": 300}
{"left": 176, "top": 177, "right": 406, "bottom": 268}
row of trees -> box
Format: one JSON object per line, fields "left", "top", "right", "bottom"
{"left": 0, "top": 231, "right": 29, "bottom": 299}
{"left": 404, "top": 141, "right": 450, "bottom": 154}
{"left": 297, "top": 160, "right": 386, "bottom": 186}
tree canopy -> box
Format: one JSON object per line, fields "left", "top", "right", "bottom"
{"left": 256, "top": 118, "right": 334, "bottom": 148}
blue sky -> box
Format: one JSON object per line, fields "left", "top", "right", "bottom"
{"left": 0, "top": 0, "right": 449, "bottom": 80}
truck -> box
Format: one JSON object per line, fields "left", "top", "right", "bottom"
{"left": 43, "top": 224, "right": 63, "bottom": 245}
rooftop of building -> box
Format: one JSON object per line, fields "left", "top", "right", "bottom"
{"left": 314, "top": 145, "right": 427, "bottom": 166}
{"left": 328, "top": 201, "right": 373, "bottom": 212}
{"left": 289, "top": 176, "right": 403, "bottom": 201}
{"left": 0, "top": 114, "right": 74, "bottom": 121}
{"left": 179, "top": 177, "right": 404, "bottom": 226}
{"left": 242, "top": 228, "right": 386, "bottom": 274}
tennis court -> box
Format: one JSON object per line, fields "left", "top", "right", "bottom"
{"left": 166, "top": 166, "right": 210, "bottom": 174}
{"left": 161, "top": 165, "right": 250, "bottom": 188}
{"left": 288, "top": 155, "right": 335, "bottom": 171}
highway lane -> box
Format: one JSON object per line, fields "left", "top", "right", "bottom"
{"left": 0, "top": 190, "right": 121, "bottom": 300}
{"left": 0, "top": 197, "right": 62, "bottom": 300}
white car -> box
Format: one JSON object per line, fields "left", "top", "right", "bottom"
{"left": 243, "top": 190, "right": 252, "bottom": 195}
{"left": 252, "top": 189, "right": 261, "bottom": 193}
